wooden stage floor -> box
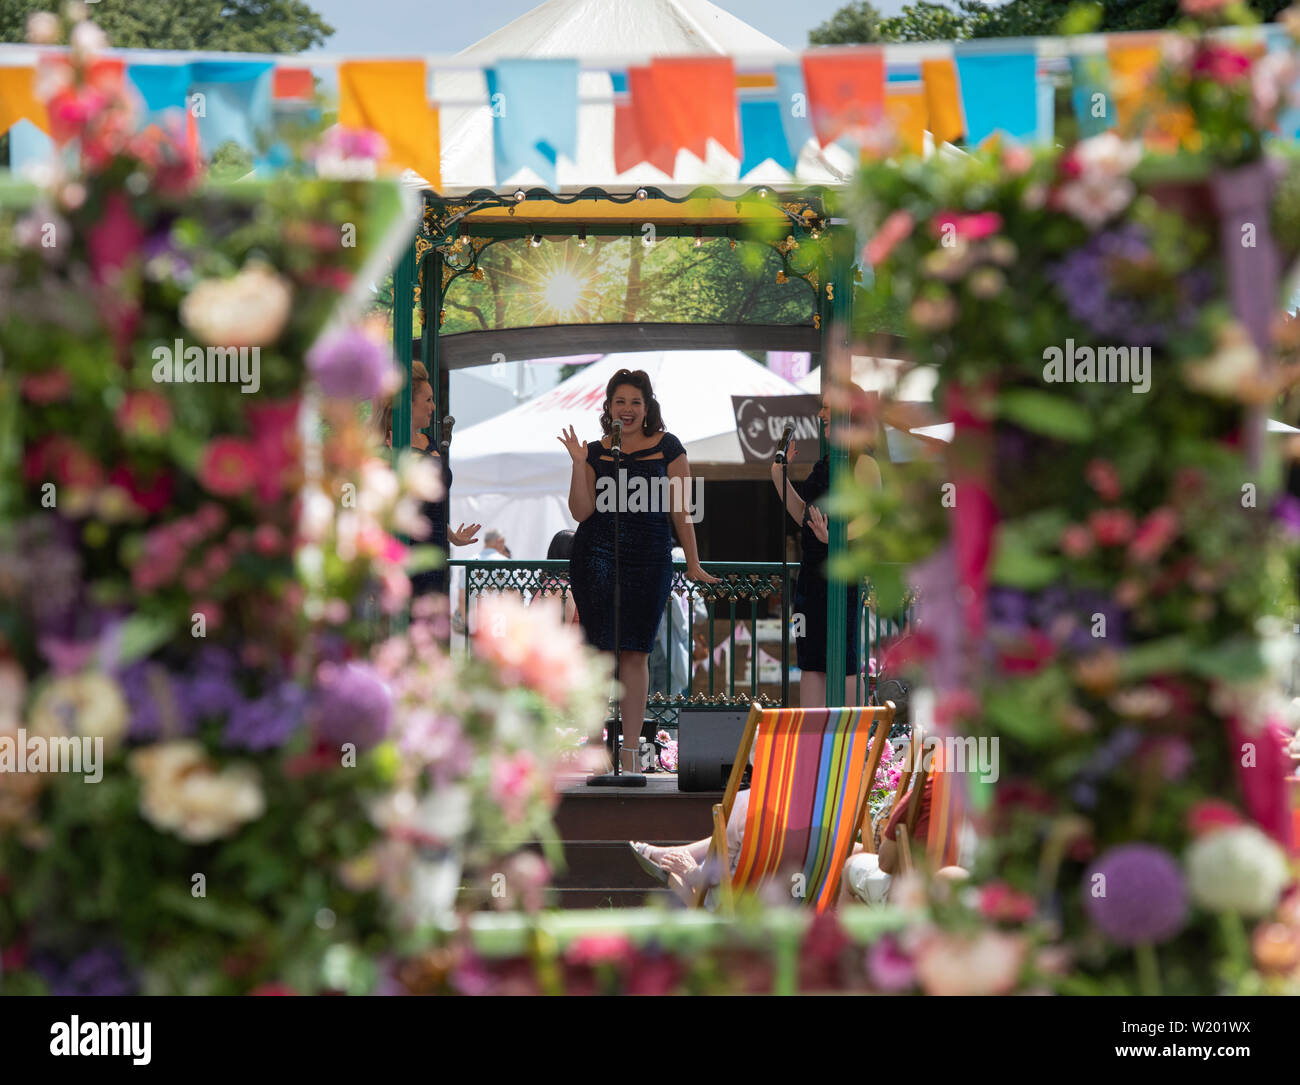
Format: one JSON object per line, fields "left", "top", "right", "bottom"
{"left": 549, "top": 771, "right": 722, "bottom": 908}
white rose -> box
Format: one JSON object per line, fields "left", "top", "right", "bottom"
{"left": 27, "top": 672, "right": 128, "bottom": 754}
{"left": 1185, "top": 825, "right": 1290, "bottom": 917}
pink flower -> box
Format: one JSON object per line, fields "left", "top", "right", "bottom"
{"left": 863, "top": 210, "right": 914, "bottom": 267}
{"left": 1084, "top": 459, "right": 1122, "bottom": 501}
{"left": 1192, "top": 44, "right": 1254, "bottom": 85}
{"left": 1088, "top": 508, "right": 1136, "bottom": 546}
{"left": 996, "top": 629, "right": 1055, "bottom": 675}
{"left": 490, "top": 750, "right": 538, "bottom": 821}
{"left": 978, "top": 882, "right": 1037, "bottom": 923}
{"left": 196, "top": 503, "right": 227, "bottom": 534}
{"left": 192, "top": 600, "right": 223, "bottom": 630}
{"left": 929, "top": 210, "right": 1003, "bottom": 242}
{"left": 246, "top": 400, "right": 299, "bottom": 504}
{"left": 116, "top": 390, "right": 172, "bottom": 438}
{"left": 914, "top": 930, "right": 1026, "bottom": 996}
{"left": 1060, "top": 523, "right": 1094, "bottom": 558}
{"left": 1128, "top": 506, "right": 1179, "bottom": 563}
{"left": 199, "top": 438, "right": 258, "bottom": 497}
{"left": 109, "top": 465, "right": 173, "bottom": 515}
{"left": 21, "top": 369, "right": 73, "bottom": 404}
{"left": 566, "top": 933, "right": 633, "bottom": 968}
{"left": 253, "top": 524, "right": 282, "bottom": 556}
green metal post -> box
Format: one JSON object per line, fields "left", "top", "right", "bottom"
{"left": 391, "top": 237, "right": 417, "bottom": 464}
{"left": 823, "top": 225, "right": 854, "bottom": 707}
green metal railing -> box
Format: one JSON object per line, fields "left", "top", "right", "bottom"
{"left": 447, "top": 559, "right": 914, "bottom": 728}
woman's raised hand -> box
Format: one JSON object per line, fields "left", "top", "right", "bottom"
{"left": 807, "top": 504, "right": 830, "bottom": 544}
{"left": 448, "top": 522, "right": 481, "bottom": 547}
{"left": 557, "top": 425, "right": 587, "bottom": 465}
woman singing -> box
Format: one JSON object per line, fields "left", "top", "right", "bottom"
{"left": 559, "top": 369, "right": 719, "bottom": 771}
{"left": 771, "top": 393, "right": 881, "bottom": 707}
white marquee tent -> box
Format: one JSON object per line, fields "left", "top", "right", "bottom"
{"left": 424, "top": 0, "right": 858, "bottom": 193}
{"left": 448, "top": 349, "right": 808, "bottom": 561}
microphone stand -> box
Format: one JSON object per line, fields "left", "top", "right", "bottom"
{"left": 776, "top": 440, "right": 791, "bottom": 708}
{"left": 588, "top": 422, "right": 644, "bottom": 788}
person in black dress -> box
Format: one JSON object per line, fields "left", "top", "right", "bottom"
{"left": 770, "top": 394, "right": 881, "bottom": 707}
{"left": 558, "top": 369, "right": 719, "bottom": 771}
{"left": 379, "top": 376, "right": 479, "bottom": 596}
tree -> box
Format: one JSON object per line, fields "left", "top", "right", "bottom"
{"left": 809, "top": 0, "right": 1294, "bottom": 43}
{"left": 0, "top": 0, "right": 333, "bottom": 51}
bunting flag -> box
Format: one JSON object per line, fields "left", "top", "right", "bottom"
{"left": 273, "top": 67, "right": 314, "bottom": 101}
{"left": 7, "top": 118, "right": 54, "bottom": 174}
{"left": 801, "top": 48, "right": 885, "bottom": 147}
{"left": 920, "top": 57, "right": 963, "bottom": 145}
{"left": 1070, "top": 53, "right": 1112, "bottom": 138}
{"left": 885, "top": 85, "right": 926, "bottom": 157}
{"left": 0, "top": 66, "right": 47, "bottom": 136}
{"left": 338, "top": 60, "right": 441, "bottom": 188}
{"left": 127, "top": 62, "right": 193, "bottom": 137}
{"left": 622, "top": 65, "right": 677, "bottom": 173}
{"left": 1107, "top": 35, "right": 1196, "bottom": 151}
{"left": 740, "top": 96, "right": 797, "bottom": 174}
{"left": 647, "top": 57, "right": 739, "bottom": 161}
{"left": 953, "top": 50, "right": 1038, "bottom": 146}
{"left": 486, "top": 58, "right": 579, "bottom": 187}
{"left": 773, "top": 63, "right": 816, "bottom": 162}
{"left": 189, "top": 61, "right": 273, "bottom": 157}
{"left": 610, "top": 70, "right": 649, "bottom": 174}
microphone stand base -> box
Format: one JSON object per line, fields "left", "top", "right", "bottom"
{"left": 586, "top": 772, "right": 648, "bottom": 788}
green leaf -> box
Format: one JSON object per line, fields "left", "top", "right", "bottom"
{"left": 991, "top": 534, "right": 1061, "bottom": 590}
{"left": 997, "top": 389, "right": 1094, "bottom": 442}
{"left": 1188, "top": 638, "right": 1268, "bottom": 681}
{"left": 865, "top": 563, "right": 907, "bottom": 614}
{"left": 405, "top": 545, "right": 444, "bottom": 573}
{"left": 115, "top": 613, "right": 178, "bottom": 665}
{"left": 1115, "top": 637, "right": 1194, "bottom": 680}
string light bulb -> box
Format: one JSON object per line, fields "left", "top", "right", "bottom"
{"left": 694, "top": 226, "right": 703, "bottom": 248}
{"left": 578, "top": 226, "right": 587, "bottom": 249}
{"left": 529, "top": 234, "right": 542, "bottom": 247}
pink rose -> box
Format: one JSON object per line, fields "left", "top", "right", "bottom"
{"left": 1060, "top": 524, "right": 1094, "bottom": 558}
{"left": 1128, "top": 506, "right": 1179, "bottom": 563}
{"left": 1084, "top": 459, "right": 1122, "bottom": 502}
{"left": 1088, "top": 508, "right": 1136, "bottom": 547}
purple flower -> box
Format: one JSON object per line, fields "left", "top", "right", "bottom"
{"left": 185, "top": 646, "right": 242, "bottom": 719}
{"left": 1272, "top": 495, "right": 1300, "bottom": 538}
{"left": 311, "top": 662, "right": 392, "bottom": 751}
{"left": 1083, "top": 844, "right": 1188, "bottom": 945}
{"left": 224, "top": 681, "right": 307, "bottom": 750}
{"left": 865, "top": 934, "right": 916, "bottom": 993}
{"left": 306, "top": 326, "right": 393, "bottom": 399}
{"left": 118, "top": 661, "right": 195, "bottom": 741}
{"left": 31, "top": 945, "right": 137, "bottom": 996}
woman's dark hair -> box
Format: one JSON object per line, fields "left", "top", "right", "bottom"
{"left": 547, "top": 529, "right": 575, "bottom": 561}
{"left": 599, "top": 369, "right": 664, "bottom": 436}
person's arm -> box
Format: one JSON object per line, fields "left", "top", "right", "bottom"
{"left": 769, "top": 442, "right": 807, "bottom": 526}
{"left": 666, "top": 447, "right": 720, "bottom": 584}
{"left": 559, "top": 426, "right": 596, "bottom": 523}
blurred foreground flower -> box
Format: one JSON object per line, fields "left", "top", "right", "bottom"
{"left": 307, "top": 325, "right": 397, "bottom": 400}
{"left": 27, "top": 672, "right": 128, "bottom": 754}
{"left": 130, "top": 741, "right": 265, "bottom": 843}
{"left": 1185, "top": 825, "right": 1290, "bottom": 917}
{"left": 180, "top": 262, "right": 293, "bottom": 348}
{"left": 1083, "top": 844, "right": 1188, "bottom": 945}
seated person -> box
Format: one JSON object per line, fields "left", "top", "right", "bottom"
{"left": 840, "top": 772, "right": 934, "bottom": 906}
{"left": 629, "top": 788, "right": 751, "bottom": 907}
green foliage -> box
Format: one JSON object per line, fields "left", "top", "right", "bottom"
{"left": 0, "top": 0, "right": 333, "bottom": 51}
{"left": 207, "top": 142, "right": 255, "bottom": 184}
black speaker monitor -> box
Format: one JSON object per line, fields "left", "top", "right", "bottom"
{"left": 677, "top": 709, "right": 750, "bottom": 792}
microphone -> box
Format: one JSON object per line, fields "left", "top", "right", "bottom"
{"left": 611, "top": 418, "right": 623, "bottom": 451}
{"left": 774, "top": 422, "right": 795, "bottom": 463}
{"left": 439, "top": 415, "right": 455, "bottom": 454}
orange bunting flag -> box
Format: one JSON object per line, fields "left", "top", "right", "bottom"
{"left": 338, "top": 60, "right": 440, "bottom": 188}
{"left": 0, "top": 66, "right": 48, "bottom": 135}
{"left": 619, "top": 65, "right": 675, "bottom": 174}
{"left": 800, "top": 48, "right": 885, "bottom": 147}
{"left": 648, "top": 57, "right": 739, "bottom": 160}
{"left": 1106, "top": 35, "right": 1196, "bottom": 151}
{"left": 920, "top": 57, "right": 964, "bottom": 145}
{"left": 273, "top": 67, "right": 314, "bottom": 100}
{"left": 885, "top": 87, "right": 927, "bottom": 157}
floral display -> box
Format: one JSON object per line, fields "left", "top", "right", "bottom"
{"left": 0, "top": 11, "right": 606, "bottom": 996}
{"left": 837, "top": 3, "right": 1300, "bottom": 994}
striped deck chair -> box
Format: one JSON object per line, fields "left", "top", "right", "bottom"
{"left": 897, "top": 735, "right": 964, "bottom": 874}
{"left": 701, "top": 701, "right": 895, "bottom": 912}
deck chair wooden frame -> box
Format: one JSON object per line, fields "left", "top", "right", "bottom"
{"left": 700, "top": 700, "right": 896, "bottom": 911}
{"left": 895, "top": 731, "right": 961, "bottom": 876}
{"left": 874, "top": 724, "right": 924, "bottom": 852}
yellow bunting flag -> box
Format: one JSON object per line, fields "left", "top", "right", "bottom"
{"left": 339, "top": 60, "right": 440, "bottom": 188}
{"left": 0, "top": 66, "right": 49, "bottom": 136}
{"left": 885, "top": 87, "right": 927, "bottom": 157}
{"left": 920, "top": 58, "right": 963, "bottom": 145}
{"left": 1106, "top": 35, "right": 1196, "bottom": 152}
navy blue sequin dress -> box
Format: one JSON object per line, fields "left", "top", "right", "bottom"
{"left": 410, "top": 447, "right": 452, "bottom": 597}
{"left": 792, "top": 453, "right": 860, "bottom": 673}
{"left": 570, "top": 432, "right": 683, "bottom": 653}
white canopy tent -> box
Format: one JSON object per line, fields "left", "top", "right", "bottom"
{"left": 423, "top": 0, "right": 858, "bottom": 194}
{"left": 448, "top": 349, "right": 808, "bottom": 561}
